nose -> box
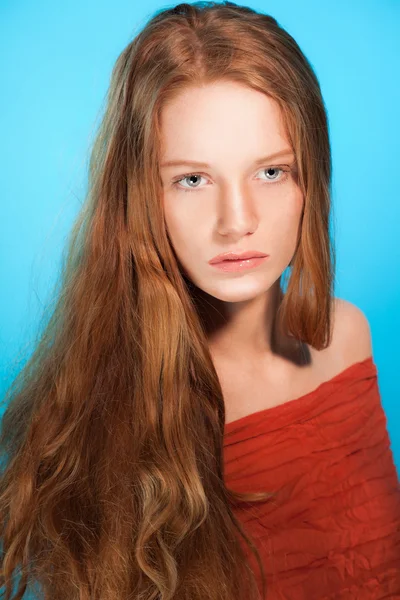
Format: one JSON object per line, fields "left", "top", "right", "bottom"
{"left": 215, "top": 184, "right": 258, "bottom": 238}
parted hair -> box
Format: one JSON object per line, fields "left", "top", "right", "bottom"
{"left": 0, "top": 2, "right": 335, "bottom": 599}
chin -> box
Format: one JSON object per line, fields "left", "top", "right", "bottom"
{"left": 201, "top": 280, "right": 272, "bottom": 303}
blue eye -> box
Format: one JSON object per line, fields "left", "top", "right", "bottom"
{"left": 173, "top": 173, "right": 206, "bottom": 192}
{"left": 259, "top": 167, "right": 284, "bottom": 181}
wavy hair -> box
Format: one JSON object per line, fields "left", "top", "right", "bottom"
{"left": 0, "top": 2, "right": 335, "bottom": 599}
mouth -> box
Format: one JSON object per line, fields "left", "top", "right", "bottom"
{"left": 209, "top": 251, "right": 268, "bottom": 264}
{"left": 210, "top": 255, "right": 269, "bottom": 271}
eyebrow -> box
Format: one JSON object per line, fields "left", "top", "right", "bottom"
{"left": 160, "top": 148, "right": 295, "bottom": 169}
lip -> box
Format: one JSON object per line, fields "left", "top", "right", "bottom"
{"left": 210, "top": 255, "right": 268, "bottom": 272}
{"left": 209, "top": 250, "right": 268, "bottom": 265}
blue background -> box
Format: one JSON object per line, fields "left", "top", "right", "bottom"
{"left": 1, "top": 0, "right": 399, "bottom": 478}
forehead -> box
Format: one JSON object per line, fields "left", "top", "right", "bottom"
{"left": 159, "top": 81, "right": 289, "bottom": 162}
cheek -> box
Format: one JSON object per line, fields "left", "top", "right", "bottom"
{"left": 163, "top": 201, "right": 200, "bottom": 254}
{"left": 267, "top": 193, "right": 304, "bottom": 249}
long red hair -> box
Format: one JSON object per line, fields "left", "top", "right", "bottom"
{"left": 0, "top": 2, "right": 335, "bottom": 599}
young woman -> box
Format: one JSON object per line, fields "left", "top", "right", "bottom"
{"left": 1, "top": 2, "right": 399, "bottom": 599}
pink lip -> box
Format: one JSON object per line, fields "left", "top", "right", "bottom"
{"left": 210, "top": 256, "right": 268, "bottom": 272}
{"left": 209, "top": 250, "right": 268, "bottom": 265}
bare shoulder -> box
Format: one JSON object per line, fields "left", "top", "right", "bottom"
{"left": 331, "top": 297, "right": 374, "bottom": 367}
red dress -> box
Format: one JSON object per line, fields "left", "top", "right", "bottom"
{"left": 223, "top": 356, "right": 400, "bottom": 599}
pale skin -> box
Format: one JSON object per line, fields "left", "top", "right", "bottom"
{"left": 159, "top": 80, "right": 373, "bottom": 424}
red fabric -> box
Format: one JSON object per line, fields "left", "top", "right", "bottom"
{"left": 223, "top": 356, "right": 400, "bottom": 599}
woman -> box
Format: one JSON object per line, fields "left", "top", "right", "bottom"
{"left": 1, "top": 2, "right": 399, "bottom": 599}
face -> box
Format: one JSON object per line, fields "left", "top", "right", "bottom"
{"left": 159, "top": 80, "right": 304, "bottom": 304}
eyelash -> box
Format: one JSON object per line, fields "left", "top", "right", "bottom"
{"left": 171, "top": 166, "right": 291, "bottom": 193}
